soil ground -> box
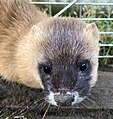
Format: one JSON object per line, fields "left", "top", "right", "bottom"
{"left": 0, "top": 67, "right": 113, "bottom": 119}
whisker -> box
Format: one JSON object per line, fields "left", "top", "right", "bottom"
{"left": 86, "top": 97, "right": 99, "bottom": 108}
{"left": 96, "top": 80, "right": 105, "bottom": 83}
{"left": 29, "top": 98, "right": 45, "bottom": 108}
{"left": 36, "top": 98, "right": 45, "bottom": 103}
{"left": 78, "top": 113, "right": 85, "bottom": 119}
{"left": 94, "top": 87, "right": 113, "bottom": 90}
{"left": 12, "top": 98, "right": 45, "bottom": 116}
{"left": 81, "top": 102, "right": 89, "bottom": 108}
{"left": 75, "top": 104, "right": 79, "bottom": 108}
{"left": 49, "top": 105, "right": 53, "bottom": 112}
{"left": 42, "top": 104, "right": 50, "bottom": 119}
{"left": 36, "top": 100, "right": 46, "bottom": 108}
{"left": 38, "top": 101, "right": 48, "bottom": 113}
{"left": 19, "top": 101, "right": 46, "bottom": 116}
{"left": 81, "top": 115, "right": 85, "bottom": 119}
{"left": 10, "top": 97, "right": 44, "bottom": 116}
{"left": 0, "top": 108, "right": 9, "bottom": 118}
{"left": 89, "top": 91, "right": 100, "bottom": 98}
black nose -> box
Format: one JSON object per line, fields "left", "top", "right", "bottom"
{"left": 54, "top": 95, "right": 74, "bottom": 106}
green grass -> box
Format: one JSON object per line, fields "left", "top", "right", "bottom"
{"left": 37, "top": 4, "right": 113, "bottom": 66}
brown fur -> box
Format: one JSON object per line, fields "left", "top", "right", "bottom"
{"left": 35, "top": 18, "right": 99, "bottom": 88}
{"left": 0, "top": 0, "right": 46, "bottom": 88}
{"left": 0, "top": 0, "right": 99, "bottom": 89}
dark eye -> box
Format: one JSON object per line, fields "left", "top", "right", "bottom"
{"left": 79, "top": 62, "right": 89, "bottom": 72}
{"left": 42, "top": 65, "right": 52, "bottom": 74}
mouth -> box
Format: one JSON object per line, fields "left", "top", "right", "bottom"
{"left": 44, "top": 91, "right": 86, "bottom": 107}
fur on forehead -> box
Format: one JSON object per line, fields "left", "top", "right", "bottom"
{"left": 32, "top": 17, "right": 99, "bottom": 63}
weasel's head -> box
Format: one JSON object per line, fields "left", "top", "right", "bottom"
{"left": 20, "top": 18, "right": 99, "bottom": 107}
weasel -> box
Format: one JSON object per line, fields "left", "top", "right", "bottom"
{"left": 0, "top": 0, "right": 100, "bottom": 106}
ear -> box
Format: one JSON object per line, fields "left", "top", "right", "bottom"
{"left": 31, "top": 25, "right": 43, "bottom": 37}
{"left": 83, "top": 23, "right": 99, "bottom": 42}
{"left": 29, "top": 25, "right": 45, "bottom": 44}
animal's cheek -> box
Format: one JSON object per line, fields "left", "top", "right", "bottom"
{"left": 41, "top": 76, "right": 53, "bottom": 93}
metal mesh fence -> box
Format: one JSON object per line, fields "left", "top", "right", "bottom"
{"left": 31, "top": 0, "right": 113, "bottom": 59}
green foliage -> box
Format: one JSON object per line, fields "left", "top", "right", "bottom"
{"left": 36, "top": 3, "right": 113, "bottom": 66}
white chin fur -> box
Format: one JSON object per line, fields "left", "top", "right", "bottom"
{"left": 71, "top": 92, "right": 85, "bottom": 106}
{"left": 45, "top": 91, "right": 85, "bottom": 106}
{"left": 45, "top": 91, "right": 58, "bottom": 106}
